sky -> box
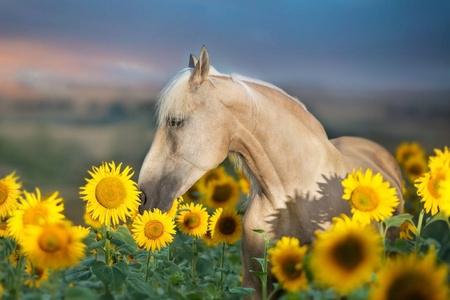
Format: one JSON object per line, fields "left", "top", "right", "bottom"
{"left": 0, "top": 0, "right": 449, "bottom": 102}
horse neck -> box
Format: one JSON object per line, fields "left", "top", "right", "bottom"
{"left": 228, "top": 82, "right": 345, "bottom": 208}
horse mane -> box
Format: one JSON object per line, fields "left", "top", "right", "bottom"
{"left": 156, "top": 66, "right": 306, "bottom": 126}
{"left": 156, "top": 67, "right": 307, "bottom": 206}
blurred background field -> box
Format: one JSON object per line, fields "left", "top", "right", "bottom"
{"left": 1, "top": 1, "right": 449, "bottom": 225}
{"left": 1, "top": 90, "right": 449, "bottom": 225}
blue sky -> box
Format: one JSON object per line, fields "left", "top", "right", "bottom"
{"left": 1, "top": 0, "right": 449, "bottom": 101}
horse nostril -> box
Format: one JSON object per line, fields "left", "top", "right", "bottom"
{"left": 139, "top": 190, "right": 147, "bottom": 206}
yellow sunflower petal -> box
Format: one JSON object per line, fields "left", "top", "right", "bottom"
{"left": 370, "top": 248, "right": 448, "bottom": 300}
{"left": 311, "top": 214, "right": 382, "bottom": 295}
{"left": 342, "top": 168, "right": 399, "bottom": 225}
{"left": 0, "top": 171, "right": 22, "bottom": 218}
{"left": 80, "top": 161, "right": 141, "bottom": 226}
{"left": 176, "top": 202, "right": 209, "bottom": 237}
{"left": 268, "top": 236, "right": 309, "bottom": 292}
{"left": 131, "top": 208, "right": 176, "bottom": 252}
{"left": 7, "top": 188, "right": 65, "bottom": 243}
{"left": 208, "top": 207, "right": 242, "bottom": 245}
{"left": 21, "top": 221, "right": 88, "bottom": 270}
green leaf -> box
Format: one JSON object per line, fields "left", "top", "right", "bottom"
{"left": 229, "top": 287, "right": 255, "bottom": 296}
{"left": 249, "top": 270, "right": 267, "bottom": 279}
{"left": 112, "top": 261, "right": 130, "bottom": 287}
{"left": 65, "top": 286, "right": 97, "bottom": 300}
{"left": 116, "top": 243, "right": 137, "bottom": 256}
{"left": 383, "top": 214, "right": 414, "bottom": 229}
{"left": 64, "top": 266, "right": 92, "bottom": 282}
{"left": 252, "top": 229, "right": 265, "bottom": 235}
{"left": 86, "top": 240, "right": 106, "bottom": 253}
{"left": 108, "top": 225, "right": 138, "bottom": 248}
{"left": 91, "top": 261, "right": 106, "bottom": 279}
{"left": 425, "top": 212, "right": 450, "bottom": 229}
{"left": 251, "top": 257, "right": 265, "bottom": 268}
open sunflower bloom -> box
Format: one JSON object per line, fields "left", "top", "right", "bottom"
{"left": 21, "top": 221, "right": 89, "bottom": 270}
{"left": 80, "top": 161, "right": 141, "bottom": 226}
{"left": 415, "top": 147, "right": 450, "bottom": 216}
{"left": 7, "top": 188, "right": 65, "bottom": 243}
{"left": 0, "top": 171, "right": 22, "bottom": 218}
{"left": 131, "top": 208, "right": 176, "bottom": 252}
{"left": 208, "top": 207, "right": 242, "bottom": 245}
{"left": 268, "top": 236, "right": 308, "bottom": 292}
{"left": 370, "top": 248, "right": 448, "bottom": 300}
{"left": 176, "top": 202, "right": 209, "bottom": 237}
{"left": 311, "top": 214, "right": 382, "bottom": 295}
{"left": 342, "top": 168, "right": 399, "bottom": 225}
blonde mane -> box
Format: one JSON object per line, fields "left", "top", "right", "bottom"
{"left": 156, "top": 66, "right": 306, "bottom": 126}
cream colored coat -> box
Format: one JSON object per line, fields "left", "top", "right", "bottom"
{"left": 137, "top": 46, "right": 403, "bottom": 299}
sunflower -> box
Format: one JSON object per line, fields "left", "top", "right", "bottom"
{"left": 80, "top": 161, "right": 141, "bottom": 226}
{"left": 205, "top": 175, "right": 240, "bottom": 209}
{"left": 182, "top": 183, "right": 204, "bottom": 203}
{"left": 370, "top": 248, "right": 448, "bottom": 300}
{"left": 208, "top": 207, "right": 242, "bottom": 245}
{"left": 0, "top": 171, "right": 21, "bottom": 218}
{"left": 396, "top": 142, "right": 426, "bottom": 166}
{"left": 403, "top": 155, "right": 428, "bottom": 183}
{"left": 7, "top": 188, "right": 65, "bottom": 243}
{"left": 131, "top": 208, "right": 176, "bottom": 252}
{"left": 428, "top": 146, "right": 450, "bottom": 171}
{"left": 415, "top": 159, "right": 450, "bottom": 216}
{"left": 9, "top": 246, "right": 20, "bottom": 267}
{"left": 21, "top": 221, "right": 88, "bottom": 270}
{"left": 310, "top": 214, "right": 382, "bottom": 295}
{"left": 176, "top": 202, "right": 209, "bottom": 237}
{"left": 166, "top": 197, "right": 182, "bottom": 220}
{"left": 342, "top": 169, "right": 400, "bottom": 225}
{"left": 24, "top": 261, "right": 50, "bottom": 288}
{"left": 268, "top": 236, "right": 309, "bottom": 292}
{"left": 201, "top": 230, "right": 219, "bottom": 247}
{"left": 83, "top": 208, "right": 102, "bottom": 230}
{"left": 0, "top": 216, "right": 8, "bottom": 238}
{"left": 399, "top": 220, "right": 416, "bottom": 240}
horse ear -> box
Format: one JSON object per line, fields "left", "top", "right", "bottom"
{"left": 189, "top": 45, "right": 210, "bottom": 88}
{"left": 189, "top": 54, "right": 198, "bottom": 68}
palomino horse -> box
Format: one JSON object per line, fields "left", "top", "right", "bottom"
{"left": 138, "top": 46, "right": 403, "bottom": 298}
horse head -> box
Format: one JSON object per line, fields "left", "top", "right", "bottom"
{"left": 137, "top": 46, "right": 232, "bottom": 214}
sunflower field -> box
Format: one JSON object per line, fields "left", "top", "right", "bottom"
{"left": 0, "top": 143, "right": 449, "bottom": 300}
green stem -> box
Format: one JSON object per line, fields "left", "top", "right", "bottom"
{"left": 192, "top": 237, "right": 197, "bottom": 282}
{"left": 145, "top": 251, "right": 152, "bottom": 282}
{"left": 219, "top": 243, "right": 226, "bottom": 285}
{"left": 378, "top": 221, "right": 386, "bottom": 262}
{"left": 415, "top": 209, "right": 425, "bottom": 253}
{"left": 105, "top": 224, "right": 111, "bottom": 265}
{"left": 15, "top": 246, "right": 24, "bottom": 300}
{"left": 262, "top": 236, "right": 270, "bottom": 300}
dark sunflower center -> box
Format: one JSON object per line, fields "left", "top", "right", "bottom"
{"left": 184, "top": 213, "right": 201, "bottom": 229}
{"left": 212, "top": 184, "right": 232, "bottom": 204}
{"left": 332, "top": 235, "right": 364, "bottom": 271}
{"left": 408, "top": 163, "right": 424, "bottom": 176}
{"left": 282, "top": 256, "right": 302, "bottom": 279}
{"left": 218, "top": 217, "right": 237, "bottom": 235}
{"left": 0, "top": 222, "right": 7, "bottom": 230}
{"left": 387, "top": 273, "right": 430, "bottom": 300}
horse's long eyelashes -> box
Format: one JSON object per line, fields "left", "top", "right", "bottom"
{"left": 167, "top": 117, "right": 185, "bottom": 128}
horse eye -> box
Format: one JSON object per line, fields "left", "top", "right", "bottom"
{"left": 167, "top": 118, "right": 183, "bottom": 127}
